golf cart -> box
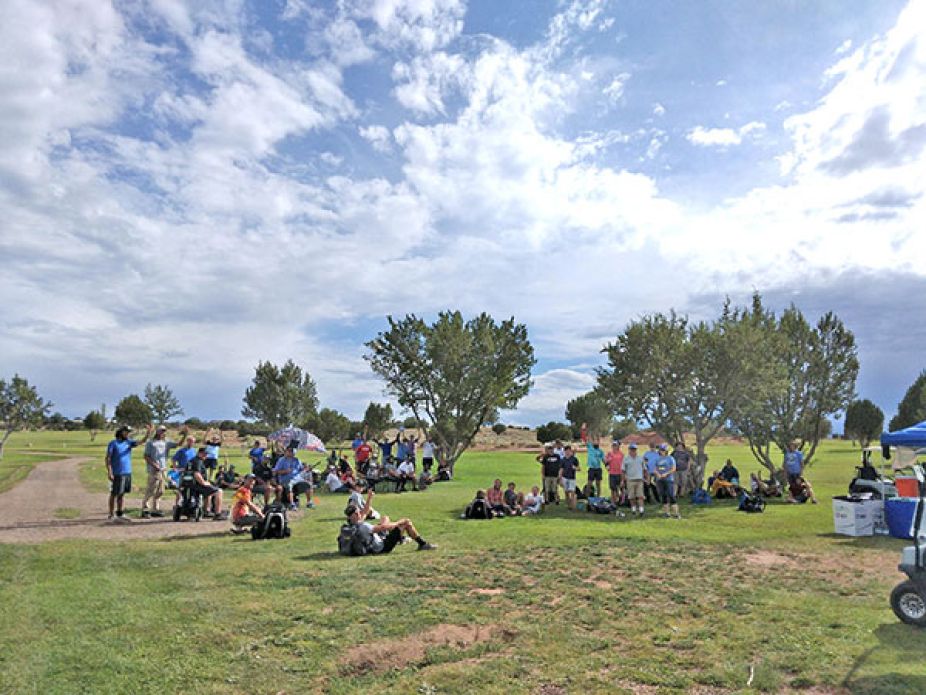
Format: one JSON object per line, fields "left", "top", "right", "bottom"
{"left": 890, "top": 462, "right": 926, "bottom": 626}
{"left": 848, "top": 447, "right": 897, "bottom": 499}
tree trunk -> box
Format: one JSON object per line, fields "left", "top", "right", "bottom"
{"left": 692, "top": 437, "right": 708, "bottom": 491}
{"left": 0, "top": 429, "right": 12, "bottom": 460}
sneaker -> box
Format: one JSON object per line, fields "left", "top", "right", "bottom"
{"left": 307, "top": 501, "right": 315, "bottom": 509}
{"left": 141, "top": 511, "right": 151, "bottom": 519}
{"left": 114, "top": 515, "right": 131, "bottom": 523}
{"left": 661, "top": 512, "right": 670, "bottom": 518}
{"left": 288, "top": 503, "right": 298, "bottom": 511}
{"left": 417, "top": 542, "right": 437, "bottom": 551}
{"left": 150, "top": 510, "right": 165, "bottom": 518}
{"left": 213, "top": 512, "right": 229, "bottom": 521}
{"left": 674, "top": 514, "right": 682, "bottom": 520}
{"left": 107, "top": 514, "right": 115, "bottom": 522}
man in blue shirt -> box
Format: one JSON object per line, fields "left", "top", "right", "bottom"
{"left": 783, "top": 442, "right": 804, "bottom": 484}
{"left": 654, "top": 443, "right": 680, "bottom": 519}
{"left": 643, "top": 442, "right": 662, "bottom": 504}
{"left": 273, "top": 446, "right": 311, "bottom": 510}
{"left": 586, "top": 439, "right": 605, "bottom": 498}
{"left": 105, "top": 424, "right": 152, "bottom": 522}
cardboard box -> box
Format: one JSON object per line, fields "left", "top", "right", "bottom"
{"left": 832, "top": 498, "right": 884, "bottom": 537}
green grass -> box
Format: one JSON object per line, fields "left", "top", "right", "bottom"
{"left": 0, "top": 433, "right": 925, "bottom": 693}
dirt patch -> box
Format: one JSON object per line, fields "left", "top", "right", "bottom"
{"left": 585, "top": 579, "right": 613, "bottom": 590}
{"left": 745, "top": 550, "right": 798, "bottom": 569}
{"left": 344, "top": 623, "right": 511, "bottom": 675}
{"left": 469, "top": 588, "right": 506, "bottom": 596}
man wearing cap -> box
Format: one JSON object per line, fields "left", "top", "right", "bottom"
{"left": 537, "top": 444, "right": 562, "bottom": 505}
{"left": 654, "top": 443, "right": 681, "bottom": 518}
{"left": 105, "top": 423, "right": 153, "bottom": 522}
{"left": 605, "top": 440, "right": 624, "bottom": 506}
{"left": 643, "top": 442, "right": 662, "bottom": 504}
{"left": 621, "top": 442, "right": 647, "bottom": 516}
{"left": 142, "top": 425, "right": 177, "bottom": 518}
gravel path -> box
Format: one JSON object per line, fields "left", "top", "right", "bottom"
{"left": 0, "top": 457, "right": 239, "bottom": 544}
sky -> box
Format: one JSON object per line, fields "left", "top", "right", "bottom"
{"left": 1, "top": 0, "right": 925, "bottom": 428}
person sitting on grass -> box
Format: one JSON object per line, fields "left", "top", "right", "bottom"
{"left": 522, "top": 485, "right": 543, "bottom": 515}
{"left": 216, "top": 465, "right": 239, "bottom": 489}
{"left": 326, "top": 466, "right": 349, "bottom": 493}
{"left": 787, "top": 476, "right": 819, "bottom": 505}
{"left": 187, "top": 448, "right": 228, "bottom": 520}
{"left": 710, "top": 459, "right": 741, "bottom": 499}
{"left": 464, "top": 490, "right": 494, "bottom": 519}
{"left": 346, "top": 490, "right": 436, "bottom": 552}
{"left": 396, "top": 458, "right": 418, "bottom": 492}
{"left": 230, "top": 474, "right": 264, "bottom": 533}
{"left": 436, "top": 457, "right": 452, "bottom": 481}
{"left": 338, "top": 457, "right": 356, "bottom": 485}
{"left": 486, "top": 479, "right": 511, "bottom": 516}
{"left": 504, "top": 482, "right": 523, "bottom": 515}
{"left": 418, "top": 467, "right": 434, "bottom": 490}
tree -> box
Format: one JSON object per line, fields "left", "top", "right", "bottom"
{"left": 83, "top": 410, "right": 106, "bottom": 441}
{"left": 114, "top": 394, "right": 153, "bottom": 428}
{"left": 362, "top": 402, "right": 394, "bottom": 439}
{"left": 889, "top": 370, "right": 926, "bottom": 432}
{"left": 402, "top": 416, "right": 422, "bottom": 429}
{"left": 241, "top": 360, "right": 318, "bottom": 429}
{"left": 303, "top": 407, "right": 352, "bottom": 444}
{"left": 731, "top": 302, "right": 859, "bottom": 475}
{"left": 536, "top": 421, "right": 572, "bottom": 443}
{"left": 44, "top": 412, "right": 69, "bottom": 431}
{"left": 0, "top": 375, "right": 52, "bottom": 459}
{"left": 143, "top": 383, "right": 183, "bottom": 424}
{"left": 845, "top": 399, "right": 885, "bottom": 448}
{"left": 611, "top": 418, "right": 638, "bottom": 441}
{"left": 492, "top": 423, "right": 508, "bottom": 437}
{"left": 565, "top": 391, "right": 613, "bottom": 440}
{"left": 365, "top": 311, "right": 535, "bottom": 472}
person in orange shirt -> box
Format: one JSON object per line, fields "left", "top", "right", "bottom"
{"left": 605, "top": 440, "right": 624, "bottom": 506}
{"left": 231, "top": 475, "right": 265, "bottom": 533}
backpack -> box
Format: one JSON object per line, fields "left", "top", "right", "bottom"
{"left": 337, "top": 522, "right": 378, "bottom": 556}
{"left": 251, "top": 504, "right": 291, "bottom": 540}
{"left": 738, "top": 492, "right": 766, "bottom": 513}
{"left": 587, "top": 496, "right": 616, "bottom": 514}
{"left": 465, "top": 499, "right": 494, "bottom": 520}
{"left": 691, "top": 488, "right": 712, "bottom": 505}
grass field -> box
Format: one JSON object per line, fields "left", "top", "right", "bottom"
{"left": 1, "top": 431, "right": 925, "bottom": 694}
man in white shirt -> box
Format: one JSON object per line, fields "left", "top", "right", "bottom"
{"left": 396, "top": 458, "right": 418, "bottom": 492}
{"left": 326, "top": 468, "right": 347, "bottom": 493}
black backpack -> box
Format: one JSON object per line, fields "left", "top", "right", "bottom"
{"left": 738, "top": 493, "right": 766, "bottom": 514}
{"left": 252, "top": 504, "right": 291, "bottom": 540}
{"left": 465, "top": 499, "right": 494, "bottom": 520}
{"left": 337, "top": 522, "right": 378, "bottom": 556}
{"left": 587, "top": 496, "right": 616, "bottom": 514}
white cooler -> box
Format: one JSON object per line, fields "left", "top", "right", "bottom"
{"left": 832, "top": 497, "right": 885, "bottom": 536}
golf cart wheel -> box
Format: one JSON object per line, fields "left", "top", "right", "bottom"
{"left": 890, "top": 581, "right": 926, "bottom": 627}
{"left": 172, "top": 506, "right": 181, "bottom": 522}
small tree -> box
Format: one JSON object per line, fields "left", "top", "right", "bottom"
{"left": 362, "top": 402, "right": 394, "bottom": 439}
{"left": 366, "top": 311, "right": 534, "bottom": 473}
{"left": 114, "top": 394, "right": 153, "bottom": 428}
{"left": 889, "top": 370, "right": 926, "bottom": 432}
{"left": 303, "top": 407, "right": 352, "bottom": 444}
{"left": 144, "top": 383, "right": 183, "bottom": 424}
{"left": 492, "top": 423, "right": 507, "bottom": 437}
{"left": 0, "top": 375, "right": 52, "bottom": 459}
{"left": 845, "top": 399, "right": 885, "bottom": 448}
{"left": 536, "top": 421, "right": 572, "bottom": 444}
{"left": 565, "top": 391, "right": 612, "bottom": 440}
{"left": 242, "top": 360, "right": 318, "bottom": 429}
{"left": 83, "top": 410, "right": 106, "bottom": 441}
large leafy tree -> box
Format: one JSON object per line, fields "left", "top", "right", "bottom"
{"left": 0, "top": 375, "right": 52, "bottom": 459}
{"left": 83, "top": 410, "right": 107, "bottom": 441}
{"left": 365, "top": 311, "right": 535, "bottom": 472}
{"left": 565, "top": 391, "right": 613, "bottom": 439}
{"left": 845, "top": 399, "right": 885, "bottom": 448}
{"left": 362, "top": 402, "right": 394, "bottom": 439}
{"left": 303, "top": 407, "right": 352, "bottom": 444}
{"left": 889, "top": 370, "right": 926, "bottom": 432}
{"left": 732, "top": 303, "right": 858, "bottom": 474}
{"left": 536, "top": 421, "right": 572, "bottom": 444}
{"left": 143, "top": 383, "right": 183, "bottom": 424}
{"left": 114, "top": 394, "right": 153, "bottom": 428}
{"left": 242, "top": 360, "right": 318, "bottom": 430}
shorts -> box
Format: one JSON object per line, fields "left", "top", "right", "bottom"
{"left": 543, "top": 476, "right": 559, "bottom": 500}
{"left": 422, "top": 457, "right": 434, "bottom": 470}
{"left": 562, "top": 478, "right": 577, "bottom": 493}
{"left": 608, "top": 473, "right": 622, "bottom": 491}
{"left": 111, "top": 474, "right": 132, "bottom": 495}
{"left": 657, "top": 479, "right": 677, "bottom": 504}
{"left": 204, "top": 458, "right": 218, "bottom": 470}
{"left": 587, "top": 468, "right": 602, "bottom": 482}
{"left": 380, "top": 527, "right": 403, "bottom": 554}
{"left": 233, "top": 513, "right": 260, "bottom": 527}
{"left": 625, "top": 479, "right": 644, "bottom": 499}
{"left": 191, "top": 484, "right": 219, "bottom": 498}
{"left": 256, "top": 470, "right": 275, "bottom": 482}
{"left": 675, "top": 470, "right": 689, "bottom": 494}
{"left": 787, "top": 472, "right": 801, "bottom": 485}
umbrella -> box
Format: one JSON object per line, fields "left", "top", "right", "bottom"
{"left": 268, "top": 427, "right": 327, "bottom": 453}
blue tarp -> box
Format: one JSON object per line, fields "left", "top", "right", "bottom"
{"left": 881, "top": 420, "right": 926, "bottom": 448}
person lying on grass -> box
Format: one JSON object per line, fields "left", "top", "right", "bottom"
{"left": 230, "top": 475, "right": 264, "bottom": 533}
{"left": 787, "top": 476, "right": 819, "bottom": 505}
{"left": 347, "top": 481, "right": 380, "bottom": 520}
{"left": 345, "top": 490, "right": 435, "bottom": 553}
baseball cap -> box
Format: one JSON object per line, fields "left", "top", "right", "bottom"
{"left": 611, "top": 439, "right": 621, "bottom": 446}
{"left": 156, "top": 425, "right": 167, "bottom": 432}
{"left": 658, "top": 443, "right": 668, "bottom": 451}
{"left": 628, "top": 443, "right": 638, "bottom": 449}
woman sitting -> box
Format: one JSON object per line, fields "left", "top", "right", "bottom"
{"left": 787, "top": 476, "right": 818, "bottom": 505}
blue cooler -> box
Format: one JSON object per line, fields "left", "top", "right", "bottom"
{"left": 885, "top": 498, "right": 921, "bottom": 539}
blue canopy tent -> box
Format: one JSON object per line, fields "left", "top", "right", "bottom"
{"left": 882, "top": 421, "right": 926, "bottom": 448}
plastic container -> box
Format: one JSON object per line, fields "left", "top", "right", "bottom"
{"left": 895, "top": 476, "right": 920, "bottom": 498}
{"left": 885, "top": 497, "right": 921, "bottom": 539}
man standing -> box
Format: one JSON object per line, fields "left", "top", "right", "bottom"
{"left": 560, "top": 445, "right": 581, "bottom": 511}
{"left": 586, "top": 439, "right": 604, "bottom": 498}
{"left": 654, "top": 443, "right": 680, "bottom": 519}
{"left": 605, "top": 440, "right": 624, "bottom": 506}
{"left": 672, "top": 441, "right": 692, "bottom": 498}
{"left": 537, "top": 444, "right": 562, "bottom": 505}
{"left": 421, "top": 436, "right": 436, "bottom": 473}
{"left": 783, "top": 442, "right": 804, "bottom": 485}
{"left": 142, "top": 425, "right": 176, "bottom": 518}
{"left": 355, "top": 438, "right": 373, "bottom": 469}
{"left": 643, "top": 442, "right": 662, "bottom": 504}
{"left": 105, "top": 424, "right": 152, "bottom": 522}
{"left": 622, "top": 443, "right": 647, "bottom": 516}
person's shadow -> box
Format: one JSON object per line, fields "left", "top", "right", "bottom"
{"left": 841, "top": 623, "right": 926, "bottom": 693}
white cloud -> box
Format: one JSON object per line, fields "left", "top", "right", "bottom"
{"left": 686, "top": 120, "right": 766, "bottom": 147}
{"left": 603, "top": 72, "right": 630, "bottom": 102}
{"left": 653, "top": 102, "right": 666, "bottom": 117}
{"left": 359, "top": 124, "right": 393, "bottom": 152}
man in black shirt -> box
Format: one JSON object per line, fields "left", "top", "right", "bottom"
{"left": 537, "top": 444, "right": 562, "bottom": 505}
{"left": 187, "top": 448, "right": 227, "bottom": 520}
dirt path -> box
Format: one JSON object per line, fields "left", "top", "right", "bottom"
{"left": 0, "top": 457, "right": 242, "bottom": 544}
